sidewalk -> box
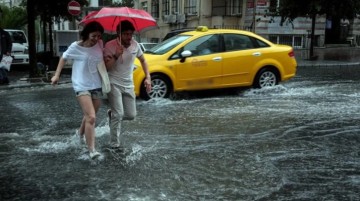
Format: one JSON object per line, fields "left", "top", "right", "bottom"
{"left": 0, "top": 68, "right": 72, "bottom": 90}
{"left": 1, "top": 46, "right": 359, "bottom": 90}
{"left": 295, "top": 46, "right": 360, "bottom": 67}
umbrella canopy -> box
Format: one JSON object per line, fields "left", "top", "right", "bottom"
{"left": 79, "top": 7, "right": 158, "bottom": 34}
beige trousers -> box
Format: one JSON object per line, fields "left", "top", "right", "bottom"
{"left": 107, "top": 84, "right": 136, "bottom": 146}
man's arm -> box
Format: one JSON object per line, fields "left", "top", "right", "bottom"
{"left": 138, "top": 54, "right": 151, "bottom": 93}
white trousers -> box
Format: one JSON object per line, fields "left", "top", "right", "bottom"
{"left": 108, "top": 84, "right": 136, "bottom": 145}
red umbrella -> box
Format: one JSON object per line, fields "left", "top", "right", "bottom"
{"left": 79, "top": 7, "right": 158, "bottom": 34}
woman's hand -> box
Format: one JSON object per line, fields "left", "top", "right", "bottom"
{"left": 51, "top": 75, "right": 59, "bottom": 85}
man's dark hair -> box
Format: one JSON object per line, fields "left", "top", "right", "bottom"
{"left": 80, "top": 21, "right": 104, "bottom": 40}
{"left": 116, "top": 20, "right": 135, "bottom": 34}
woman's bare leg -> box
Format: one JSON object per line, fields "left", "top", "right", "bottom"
{"left": 79, "top": 117, "right": 85, "bottom": 136}
{"left": 77, "top": 95, "right": 100, "bottom": 151}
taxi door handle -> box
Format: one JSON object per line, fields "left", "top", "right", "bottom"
{"left": 213, "top": 57, "right": 222, "bottom": 62}
{"left": 252, "top": 52, "right": 261, "bottom": 57}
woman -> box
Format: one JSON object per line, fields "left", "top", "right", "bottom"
{"left": 51, "top": 21, "right": 104, "bottom": 159}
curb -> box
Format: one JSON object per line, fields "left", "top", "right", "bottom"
{"left": 297, "top": 62, "right": 360, "bottom": 68}
{"left": 0, "top": 80, "right": 72, "bottom": 91}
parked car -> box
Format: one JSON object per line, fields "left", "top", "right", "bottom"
{"left": 139, "top": 42, "right": 158, "bottom": 52}
{"left": 134, "top": 26, "right": 297, "bottom": 100}
{"left": 5, "top": 29, "right": 29, "bottom": 65}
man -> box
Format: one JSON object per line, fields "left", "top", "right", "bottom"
{"left": 0, "top": 27, "right": 12, "bottom": 84}
{"left": 104, "top": 20, "right": 152, "bottom": 148}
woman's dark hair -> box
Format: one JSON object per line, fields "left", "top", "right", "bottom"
{"left": 116, "top": 20, "right": 135, "bottom": 34}
{"left": 80, "top": 21, "right": 104, "bottom": 40}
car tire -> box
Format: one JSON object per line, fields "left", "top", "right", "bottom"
{"left": 140, "top": 74, "right": 172, "bottom": 100}
{"left": 253, "top": 68, "right": 279, "bottom": 88}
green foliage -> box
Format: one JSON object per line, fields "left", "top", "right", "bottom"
{"left": 22, "top": 0, "right": 89, "bottom": 21}
{"left": 0, "top": 5, "right": 27, "bottom": 29}
{"left": 276, "top": 0, "right": 360, "bottom": 24}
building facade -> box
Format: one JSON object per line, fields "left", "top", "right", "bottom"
{"left": 2, "top": 0, "right": 358, "bottom": 48}
{"left": 135, "top": 0, "right": 360, "bottom": 48}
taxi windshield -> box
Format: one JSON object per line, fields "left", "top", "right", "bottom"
{"left": 145, "top": 35, "right": 191, "bottom": 55}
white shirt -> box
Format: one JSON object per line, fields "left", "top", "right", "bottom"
{"left": 62, "top": 40, "right": 103, "bottom": 92}
{"left": 104, "top": 38, "right": 143, "bottom": 88}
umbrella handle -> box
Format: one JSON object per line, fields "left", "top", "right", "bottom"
{"left": 116, "top": 37, "right": 123, "bottom": 64}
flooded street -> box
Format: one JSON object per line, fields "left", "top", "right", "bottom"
{"left": 1, "top": 66, "right": 360, "bottom": 200}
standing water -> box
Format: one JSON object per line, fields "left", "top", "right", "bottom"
{"left": 1, "top": 66, "right": 359, "bottom": 200}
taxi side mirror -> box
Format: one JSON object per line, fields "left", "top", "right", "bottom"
{"left": 180, "top": 50, "right": 192, "bottom": 63}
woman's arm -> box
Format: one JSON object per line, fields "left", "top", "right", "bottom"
{"left": 104, "top": 54, "right": 116, "bottom": 70}
{"left": 51, "top": 57, "right": 66, "bottom": 85}
{"left": 104, "top": 39, "right": 124, "bottom": 70}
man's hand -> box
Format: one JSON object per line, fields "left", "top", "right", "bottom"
{"left": 144, "top": 77, "right": 152, "bottom": 93}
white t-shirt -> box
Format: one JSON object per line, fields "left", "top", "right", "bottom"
{"left": 104, "top": 38, "right": 143, "bottom": 88}
{"left": 62, "top": 40, "right": 103, "bottom": 92}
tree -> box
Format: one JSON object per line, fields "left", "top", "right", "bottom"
{"left": 25, "top": 0, "right": 88, "bottom": 77}
{"left": 0, "top": 5, "right": 27, "bottom": 29}
{"left": 274, "top": 0, "right": 360, "bottom": 59}
{"left": 24, "top": 0, "right": 134, "bottom": 77}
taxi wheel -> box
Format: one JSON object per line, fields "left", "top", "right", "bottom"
{"left": 141, "top": 74, "right": 172, "bottom": 100}
{"left": 253, "top": 68, "right": 279, "bottom": 88}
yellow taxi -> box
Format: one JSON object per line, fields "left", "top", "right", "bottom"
{"left": 133, "top": 26, "right": 297, "bottom": 99}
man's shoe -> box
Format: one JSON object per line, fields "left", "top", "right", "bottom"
{"left": 109, "top": 143, "right": 121, "bottom": 149}
{"left": 89, "top": 150, "right": 101, "bottom": 159}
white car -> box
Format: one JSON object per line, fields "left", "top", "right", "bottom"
{"left": 5, "top": 29, "right": 29, "bottom": 65}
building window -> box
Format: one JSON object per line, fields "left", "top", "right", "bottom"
{"left": 162, "top": 0, "right": 170, "bottom": 16}
{"left": 151, "top": 0, "right": 160, "bottom": 18}
{"left": 269, "top": 0, "right": 280, "bottom": 12}
{"left": 212, "top": 0, "right": 226, "bottom": 16}
{"left": 212, "top": 0, "right": 242, "bottom": 16}
{"left": 231, "top": 0, "right": 242, "bottom": 15}
{"left": 98, "top": 0, "right": 113, "bottom": 6}
{"left": 141, "top": 1, "right": 148, "bottom": 12}
{"left": 269, "top": 34, "right": 306, "bottom": 48}
{"left": 172, "top": 0, "right": 179, "bottom": 14}
{"left": 185, "top": 0, "right": 197, "bottom": 15}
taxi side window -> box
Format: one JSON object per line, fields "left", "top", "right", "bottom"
{"left": 224, "top": 34, "right": 254, "bottom": 51}
{"left": 183, "top": 35, "right": 220, "bottom": 56}
{"left": 255, "top": 39, "right": 270, "bottom": 48}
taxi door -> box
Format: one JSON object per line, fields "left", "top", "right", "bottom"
{"left": 221, "top": 34, "right": 260, "bottom": 86}
{"left": 174, "top": 34, "right": 222, "bottom": 90}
